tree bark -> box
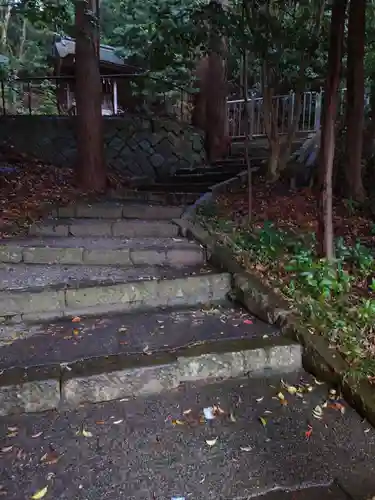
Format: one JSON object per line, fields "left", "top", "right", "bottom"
{"left": 204, "top": 0, "right": 229, "bottom": 163}
{"left": 317, "top": 0, "right": 348, "bottom": 260}
{"left": 0, "top": 5, "right": 11, "bottom": 52}
{"left": 344, "top": 0, "right": 366, "bottom": 202}
{"left": 75, "top": 0, "right": 106, "bottom": 192}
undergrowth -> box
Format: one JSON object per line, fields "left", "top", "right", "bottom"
{"left": 197, "top": 202, "right": 375, "bottom": 381}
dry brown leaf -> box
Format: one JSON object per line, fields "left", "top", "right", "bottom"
{"left": 40, "top": 450, "right": 60, "bottom": 465}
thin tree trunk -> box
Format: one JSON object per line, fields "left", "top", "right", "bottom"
{"left": 317, "top": 0, "right": 348, "bottom": 260}
{"left": 75, "top": 0, "right": 106, "bottom": 192}
{"left": 18, "top": 18, "right": 27, "bottom": 62}
{"left": 344, "top": 0, "right": 366, "bottom": 202}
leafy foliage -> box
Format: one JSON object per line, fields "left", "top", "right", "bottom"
{"left": 198, "top": 200, "right": 375, "bottom": 379}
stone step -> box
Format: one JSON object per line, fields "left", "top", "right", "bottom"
{"left": 0, "top": 264, "right": 231, "bottom": 322}
{"left": 0, "top": 303, "right": 299, "bottom": 415}
{"left": 162, "top": 172, "right": 243, "bottom": 185}
{"left": 137, "top": 182, "right": 210, "bottom": 193}
{"left": 0, "top": 236, "right": 205, "bottom": 267}
{"left": 51, "top": 202, "right": 184, "bottom": 220}
{"left": 0, "top": 372, "right": 371, "bottom": 500}
{"left": 210, "top": 155, "right": 266, "bottom": 166}
{"left": 28, "top": 218, "right": 180, "bottom": 238}
{"left": 174, "top": 165, "right": 245, "bottom": 177}
{"left": 109, "top": 189, "right": 200, "bottom": 205}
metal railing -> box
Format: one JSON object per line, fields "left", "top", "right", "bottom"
{"left": 0, "top": 74, "right": 194, "bottom": 123}
{"left": 227, "top": 91, "right": 323, "bottom": 139}
{"left": 226, "top": 88, "right": 368, "bottom": 139}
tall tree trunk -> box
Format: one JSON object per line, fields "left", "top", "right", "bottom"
{"left": 344, "top": 0, "right": 366, "bottom": 202}
{"left": 18, "top": 17, "right": 27, "bottom": 63}
{"left": 205, "top": 0, "right": 229, "bottom": 163}
{"left": 0, "top": 5, "right": 11, "bottom": 52}
{"left": 75, "top": 0, "right": 106, "bottom": 192}
{"left": 317, "top": 0, "right": 348, "bottom": 260}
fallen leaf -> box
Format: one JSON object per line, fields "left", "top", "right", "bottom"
{"left": 314, "top": 378, "right": 325, "bottom": 385}
{"left": 205, "top": 437, "right": 218, "bottom": 446}
{"left": 72, "top": 328, "right": 80, "bottom": 336}
{"left": 6, "top": 431, "right": 18, "bottom": 438}
{"left": 171, "top": 419, "right": 185, "bottom": 426}
{"left": 229, "top": 411, "right": 236, "bottom": 422}
{"left": 1, "top": 446, "right": 13, "bottom": 453}
{"left": 76, "top": 428, "right": 93, "bottom": 437}
{"left": 305, "top": 425, "right": 313, "bottom": 439}
{"left": 40, "top": 450, "right": 60, "bottom": 465}
{"left": 113, "top": 419, "right": 123, "bottom": 425}
{"left": 72, "top": 316, "right": 81, "bottom": 323}
{"left": 213, "top": 405, "right": 225, "bottom": 415}
{"left": 31, "top": 486, "right": 48, "bottom": 499}
{"left": 203, "top": 407, "right": 215, "bottom": 420}
{"left": 31, "top": 431, "right": 43, "bottom": 438}
{"left": 259, "top": 416, "right": 267, "bottom": 427}
{"left": 328, "top": 402, "right": 346, "bottom": 414}
{"left": 312, "top": 405, "right": 323, "bottom": 420}
{"left": 281, "top": 380, "right": 298, "bottom": 395}
{"left": 328, "top": 389, "right": 337, "bottom": 399}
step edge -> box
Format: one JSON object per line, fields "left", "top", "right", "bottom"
{"left": 0, "top": 340, "right": 302, "bottom": 416}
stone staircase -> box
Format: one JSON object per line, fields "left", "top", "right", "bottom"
{"left": 0, "top": 196, "right": 301, "bottom": 416}
{"left": 136, "top": 147, "right": 266, "bottom": 196}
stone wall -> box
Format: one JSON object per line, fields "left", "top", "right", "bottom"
{"left": 0, "top": 114, "right": 205, "bottom": 179}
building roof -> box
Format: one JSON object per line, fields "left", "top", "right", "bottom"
{"left": 0, "top": 54, "right": 9, "bottom": 65}
{"left": 53, "top": 36, "right": 126, "bottom": 68}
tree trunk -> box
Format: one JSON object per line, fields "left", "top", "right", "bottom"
{"left": 205, "top": 0, "right": 229, "bottom": 163}
{"left": 18, "top": 18, "right": 27, "bottom": 62}
{"left": 317, "top": 0, "right": 348, "bottom": 260}
{"left": 0, "top": 5, "right": 11, "bottom": 52}
{"left": 75, "top": 0, "right": 106, "bottom": 192}
{"left": 268, "top": 138, "right": 280, "bottom": 182}
{"left": 344, "top": 0, "right": 366, "bottom": 202}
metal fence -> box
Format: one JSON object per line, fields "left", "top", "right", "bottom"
{"left": 226, "top": 88, "right": 367, "bottom": 139}
{"left": 227, "top": 91, "right": 323, "bottom": 139}
{"left": 0, "top": 74, "right": 193, "bottom": 123}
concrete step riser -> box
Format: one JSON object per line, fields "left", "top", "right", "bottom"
{"left": 109, "top": 190, "right": 199, "bottom": 205}
{"left": 0, "top": 343, "right": 302, "bottom": 416}
{"left": 51, "top": 205, "right": 184, "bottom": 220}
{"left": 0, "top": 273, "right": 231, "bottom": 323}
{"left": 137, "top": 184, "right": 209, "bottom": 193}
{"left": 29, "top": 220, "right": 180, "bottom": 238}
{"left": 162, "top": 174, "right": 241, "bottom": 185}
{"left": 0, "top": 245, "right": 206, "bottom": 267}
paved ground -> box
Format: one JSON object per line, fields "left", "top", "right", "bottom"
{"left": 0, "top": 371, "right": 374, "bottom": 499}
